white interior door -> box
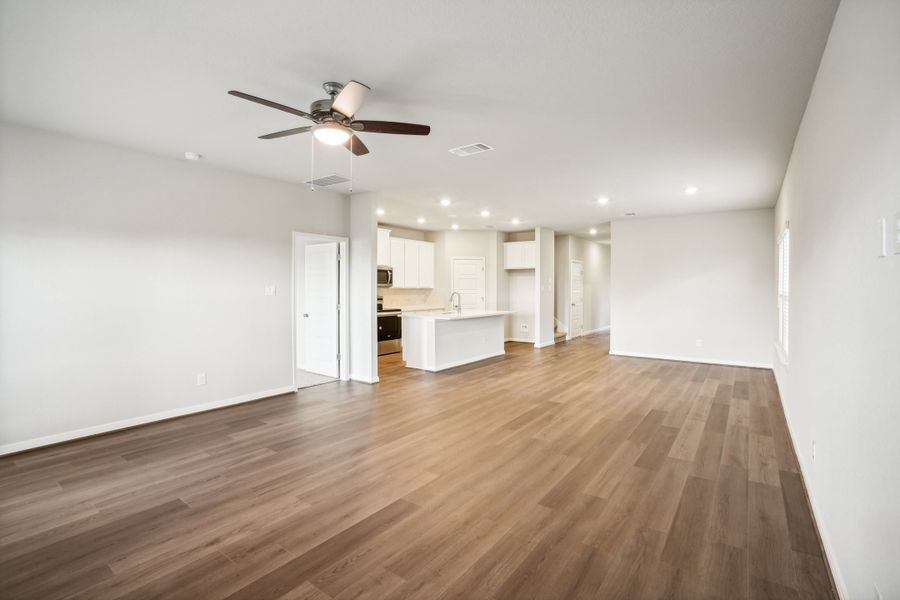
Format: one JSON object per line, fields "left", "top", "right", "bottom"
{"left": 451, "top": 257, "right": 486, "bottom": 311}
{"left": 304, "top": 242, "right": 339, "bottom": 378}
{"left": 570, "top": 260, "right": 584, "bottom": 338}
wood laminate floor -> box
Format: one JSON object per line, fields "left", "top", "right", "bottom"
{"left": 0, "top": 334, "right": 835, "bottom": 599}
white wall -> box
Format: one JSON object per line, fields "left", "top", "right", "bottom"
{"left": 610, "top": 209, "right": 774, "bottom": 367}
{"left": 0, "top": 122, "right": 350, "bottom": 453}
{"left": 534, "top": 227, "right": 555, "bottom": 347}
{"left": 507, "top": 271, "right": 535, "bottom": 342}
{"left": 348, "top": 194, "right": 378, "bottom": 384}
{"left": 772, "top": 1, "right": 900, "bottom": 597}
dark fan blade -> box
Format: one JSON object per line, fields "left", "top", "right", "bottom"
{"left": 228, "top": 91, "right": 315, "bottom": 121}
{"left": 331, "top": 80, "right": 370, "bottom": 118}
{"left": 350, "top": 121, "right": 430, "bottom": 135}
{"left": 344, "top": 134, "right": 369, "bottom": 156}
{"left": 258, "top": 126, "right": 311, "bottom": 139}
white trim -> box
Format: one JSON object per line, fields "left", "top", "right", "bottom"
{"left": 505, "top": 337, "right": 534, "bottom": 344}
{"left": 534, "top": 340, "right": 556, "bottom": 349}
{"left": 774, "top": 373, "right": 846, "bottom": 599}
{"left": 608, "top": 350, "right": 771, "bottom": 369}
{"left": 584, "top": 325, "right": 610, "bottom": 335}
{"left": 0, "top": 386, "right": 295, "bottom": 456}
{"left": 351, "top": 375, "right": 380, "bottom": 384}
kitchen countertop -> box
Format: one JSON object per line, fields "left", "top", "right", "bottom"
{"left": 400, "top": 310, "right": 512, "bottom": 321}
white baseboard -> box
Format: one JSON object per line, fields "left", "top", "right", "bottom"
{"left": 505, "top": 337, "right": 534, "bottom": 344}
{"left": 0, "top": 385, "right": 296, "bottom": 457}
{"left": 608, "top": 350, "right": 772, "bottom": 369}
{"left": 534, "top": 340, "right": 556, "bottom": 349}
{"left": 774, "top": 375, "right": 847, "bottom": 600}
{"left": 351, "top": 375, "right": 379, "bottom": 384}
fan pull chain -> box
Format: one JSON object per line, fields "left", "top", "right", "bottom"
{"left": 349, "top": 137, "right": 354, "bottom": 194}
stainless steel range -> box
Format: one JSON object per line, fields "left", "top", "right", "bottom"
{"left": 377, "top": 297, "right": 402, "bottom": 355}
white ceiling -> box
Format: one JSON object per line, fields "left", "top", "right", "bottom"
{"left": 0, "top": 0, "right": 837, "bottom": 235}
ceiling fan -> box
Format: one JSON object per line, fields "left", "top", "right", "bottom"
{"left": 228, "top": 81, "right": 430, "bottom": 156}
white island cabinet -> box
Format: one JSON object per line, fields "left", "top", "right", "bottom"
{"left": 401, "top": 311, "right": 511, "bottom": 372}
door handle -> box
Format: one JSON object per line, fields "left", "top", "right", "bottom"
{"left": 303, "top": 313, "right": 309, "bottom": 318}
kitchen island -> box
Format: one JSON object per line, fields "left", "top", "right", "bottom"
{"left": 401, "top": 310, "right": 512, "bottom": 372}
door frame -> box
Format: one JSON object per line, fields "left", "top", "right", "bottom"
{"left": 569, "top": 259, "right": 584, "bottom": 340}
{"left": 450, "top": 256, "right": 486, "bottom": 311}
{"left": 292, "top": 232, "right": 350, "bottom": 389}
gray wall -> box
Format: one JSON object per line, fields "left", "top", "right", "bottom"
{"left": 0, "top": 122, "right": 349, "bottom": 451}
{"left": 772, "top": 1, "right": 900, "bottom": 596}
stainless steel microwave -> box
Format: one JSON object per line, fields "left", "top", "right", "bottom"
{"left": 377, "top": 266, "right": 393, "bottom": 287}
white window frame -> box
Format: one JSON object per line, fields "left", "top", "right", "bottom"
{"left": 777, "top": 226, "right": 790, "bottom": 361}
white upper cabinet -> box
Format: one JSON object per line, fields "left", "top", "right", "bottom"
{"left": 417, "top": 241, "right": 434, "bottom": 288}
{"left": 404, "top": 239, "right": 420, "bottom": 287}
{"left": 390, "top": 237, "right": 405, "bottom": 287}
{"left": 389, "top": 237, "right": 434, "bottom": 289}
{"left": 503, "top": 241, "right": 536, "bottom": 269}
{"left": 377, "top": 228, "right": 391, "bottom": 266}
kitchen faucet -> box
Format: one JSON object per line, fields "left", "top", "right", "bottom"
{"left": 448, "top": 291, "right": 462, "bottom": 315}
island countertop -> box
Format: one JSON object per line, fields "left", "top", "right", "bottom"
{"left": 400, "top": 310, "right": 512, "bottom": 321}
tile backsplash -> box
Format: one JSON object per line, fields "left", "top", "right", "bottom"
{"left": 381, "top": 287, "right": 441, "bottom": 310}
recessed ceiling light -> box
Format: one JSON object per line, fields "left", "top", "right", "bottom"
{"left": 451, "top": 223, "right": 459, "bottom": 230}
{"left": 416, "top": 217, "right": 426, "bottom": 224}
{"left": 440, "top": 198, "right": 451, "bottom": 206}
{"left": 511, "top": 217, "right": 520, "bottom": 225}
{"left": 376, "top": 208, "right": 385, "bottom": 216}
{"left": 589, "top": 228, "right": 597, "bottom": 235}
{"left": 625, "top": 212, "right": 636, "bottom": 216}
{"left": 480, "top": 210, "right": 490, "bottom": 218}
{"left": 597, "top": 196, "right": 610, "bottom": 205}
{"left": 184, "top": 152, "right": 201, "bottom": 161}
{"left": 684, "top": 186, "right": 699, "bottom": 195}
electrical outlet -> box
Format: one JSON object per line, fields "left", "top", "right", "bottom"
{"left": 695, "top": 339, "right": 704, "bottom": 348}
{"left": 264, "top": 285, "right": 277, "bottom": 296}
{"left": 812, "top": 440, "right": 816, "bottom": 461}
{"left": 196, "top": 372, "right": 207, "bottom": 386}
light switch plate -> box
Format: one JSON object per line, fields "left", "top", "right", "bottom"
{"left": 265, "top": 285, "right": 277, "bottom": 296}
{"left": 878, "top": 218, "right": 888, "bottom": 257}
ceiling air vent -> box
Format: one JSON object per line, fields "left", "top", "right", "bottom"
{"left": 305, "top": 174, "right": 350, "bottom": 187}
{"left": 448, "top": 142, "right": 494, "bottom": 157}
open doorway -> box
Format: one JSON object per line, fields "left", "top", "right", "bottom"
{"left": 293, "top": 232, "right": 349, "bottom": 390}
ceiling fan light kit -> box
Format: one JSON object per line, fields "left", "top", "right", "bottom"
{"left": 228, "top": 80, "right": 431, "bottom": 158}
{"left": 313, "top": 123, "right": 351, "bottom": 146}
